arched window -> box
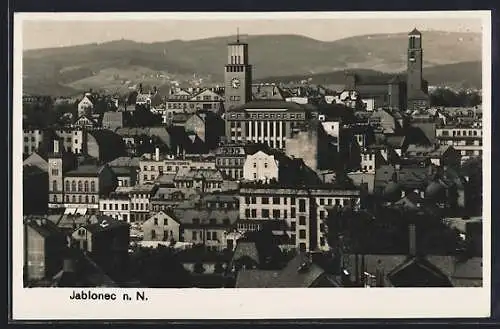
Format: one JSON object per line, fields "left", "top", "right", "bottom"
{"left": 65, "top": 181, "right": 70, "bottom": 192}
{"left": 52, "top": 180, "right": 57, "bottom": 192}
{"left": 85, "top": 196, "right": 89, "bottom": 204}
{"left": 65, "top": 195, "right": 69, "bottom": 202}
{"left": 84, "top": 181, "right": 89, "bottom": 192}
{"left": 71, "top": 181, "right": 76, "bottom": 192}
{"left": 91, "top": 196, "right": 95, "bottom": 203}
{"left": 72, "top": 196, "right": 76, "bottom": 203}
{"left": 78, "top": 195, "right": 82, "bottom": 203}
{"left": 90, "top": 181, "right": 96, "bottom": 192}
{"left": 52, "top": 195, "right": 57, "bottom": 202}
{"left": 77, "top": 181, "right": 83, "bottom": 192}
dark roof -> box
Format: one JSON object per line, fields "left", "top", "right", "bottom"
{"left": 24, "top": 216, "right": 64, "bottom": 238}
{"left": 65, "top": 165, "right": 104, "bottom": 177}
{"left": 82, "top": 216, "right": 129, "bottom": 234}
{"left": 236, "top": 253, "right": 339, "bottom": 288}
{"left": 229, "top": 100, "right": 315, "bottom": 113}
{"left": 387, "top": 256, "right": 453, "bottom": 287}
{"left": 232, "top": 241, "right": 260, "bottom": 265}
{"left": 110, "top": 166, "right": 134, "bottom": 176}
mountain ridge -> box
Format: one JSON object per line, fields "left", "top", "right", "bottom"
{"left": 22, "top": 31, "right": 482, "bottom": 96}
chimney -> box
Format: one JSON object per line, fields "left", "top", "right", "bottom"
{"left": 409, "top": 223, "right": 417, "bottom": 256}
{"left": 155, "top": 147, "right": 160, "bottom": 161}
{"left": 53, "top": 139, "right": 59, "bottom": 154}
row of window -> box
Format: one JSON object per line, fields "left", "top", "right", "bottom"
{"left": 102, "top": 203, "right": 128, "bottom": 211}
{"left": 64, "top": 180, "right": 96, "bottom": 193}
{"left": 65, "top": 195, "right": 96, "bottom": 203}
{"left": 216, "top": 157, "right": 245, "bottom": 167}
{"left": 439, "top": 129, "right": 481, "bottom": 137}
{"left": 244, "top": 207, "right": 298, "bottom": 219}
{"left": 245, "top": 196, "right": 296, "bottom": 205}
{"left": 191, "top": 218, "right": 231, "bottom": 225}
{"left": 192, "top": 230, "right": 219, "bottom": 241}
{"left": 229, "top": 96, "right": 241, "bottom": 101}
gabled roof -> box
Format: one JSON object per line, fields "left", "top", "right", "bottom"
{"left": 24, "top": 216, "right": 64, "bottom": 238}
{"left": 387, "top": 256, "right": 453, "bottom": 287}
{"left": 235, "top": 253, "right": 339, "bottom": 288}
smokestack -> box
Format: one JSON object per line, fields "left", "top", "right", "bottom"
{"left": 155, "top": 147, "right": 160, "bottom": 162}
{"left": 409, "top": 223, "right": 417, "bottom": 256}
{"left": 54, "top": 140, "right": 59, "bottom": 154}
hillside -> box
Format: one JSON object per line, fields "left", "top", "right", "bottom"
{"left": 256, "top": 61, "right": 482, "bottom": 90}
{"left": 22, "top": 31, "right": 482, "bottom": 96}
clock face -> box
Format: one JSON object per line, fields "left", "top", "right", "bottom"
{"left": 231, "top": 78, "right": 241, "bottom": 89}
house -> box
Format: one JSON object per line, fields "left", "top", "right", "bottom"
{"left": 172, "top": 197, "right": 239, "bottom": 251}
{"left": 71, "top": 215, "right": 130, "bottom": 280}
{"left": 74, "top": 115, "right": 99, "bottom": 129}
{"left": 242, "top": 150, "right": 280, "bottom": 182}
{"left": 98, "top": 190, "right": 131, "bottom": 222}
{"left": 78, "top": 92, "right": 95, "bottom": 117}
{"left": 368, "top": 109, "right": 399, "bottom": 134}
{"left": 23, "top": 128, "right": 45, "bottom": 155}
{"left": 173, "top": 168, "right": 225, "bottom": 193}
{"left": 129, "top": 184, "right": 158, "bottom": 223}
{"left": 142, "top": 211, "right": 181, "bottom": 242}
{"left": 23, "top": 216, "right": 67, "bottom": 282}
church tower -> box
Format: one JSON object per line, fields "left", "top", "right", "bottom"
{"left": 224, "top": 31, "right": 252, "bottom": 111}
{"left": 406, "top": 28, "right": 429, "bottom": 110}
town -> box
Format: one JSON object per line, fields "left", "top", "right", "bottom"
{"left": 22, "top": 28, "right": 483, "bottom": 288}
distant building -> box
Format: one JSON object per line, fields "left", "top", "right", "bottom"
{"left": 224, "top": 100, "right": 317, "bottom": 149}
{"left": 77, "top": 92, "right": 95, "bottom": 117}
{"left": 142, "top": 211, "right": 181, "bottom": 242}
{"left": 98, "top": 190, "right": 131, "bottom": 222}
{"left": 63, "top": 164, "right": 117, "bottom": 213}
{"left": 239, "top": 183, "right": 361, "bottom": 252}
{"left": 23, "top": 128, "right": 45, "bottom": 155}
{"left": 129, "top": 184, "right": 158, "bottom": 223}
{"left": 436, "top": 124, "right": 482, "bottom": 163}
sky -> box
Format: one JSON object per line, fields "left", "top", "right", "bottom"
{"left": 20, "top": 14, "right": 483, "bottom": 50}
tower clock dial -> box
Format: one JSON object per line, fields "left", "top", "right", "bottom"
{"left": 231, "top": 77, "right": 241, "bottom": 89}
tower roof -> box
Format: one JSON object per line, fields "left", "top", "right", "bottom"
{"left": 408, "top": 28, "right": 422, "bottom": 36}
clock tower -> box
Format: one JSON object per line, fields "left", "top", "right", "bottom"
{"left": 224, "top": 32, "right": 252, "bottom": 111}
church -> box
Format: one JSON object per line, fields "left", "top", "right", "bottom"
{"left": 342, "top": 28, "right": 430, "bottom": 111}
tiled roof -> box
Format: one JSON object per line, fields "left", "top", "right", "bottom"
{"left": 65, "top": 165, "right": 105, "bottom": 177}
{"left": 174, "top": 168, "right": 224, "bottom": 182}
{"left": 235, "top": 253, "right": 335, "bottom": 288}
{"left": 24, "top": 216, "right": 64, "bottom": 238}
{"left": 107, "top": 156, "right": 141, "bottom": 168}
{"left": 232, "top": 241, "right": 260, "bottom": 265}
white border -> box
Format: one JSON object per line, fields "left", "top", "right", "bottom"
{"left": 12, "top": 11, "right": 492, "bottom": 320}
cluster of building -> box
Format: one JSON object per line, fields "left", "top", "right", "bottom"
{"left": 22, "top": 28, "right": 483, "bottom": 288}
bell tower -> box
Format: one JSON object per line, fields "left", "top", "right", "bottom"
{"left": 224, "top": 29, "right": 252, "bottom": 111}
{"left": 406, "top": 28, "right": 429, "bottom": 110}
